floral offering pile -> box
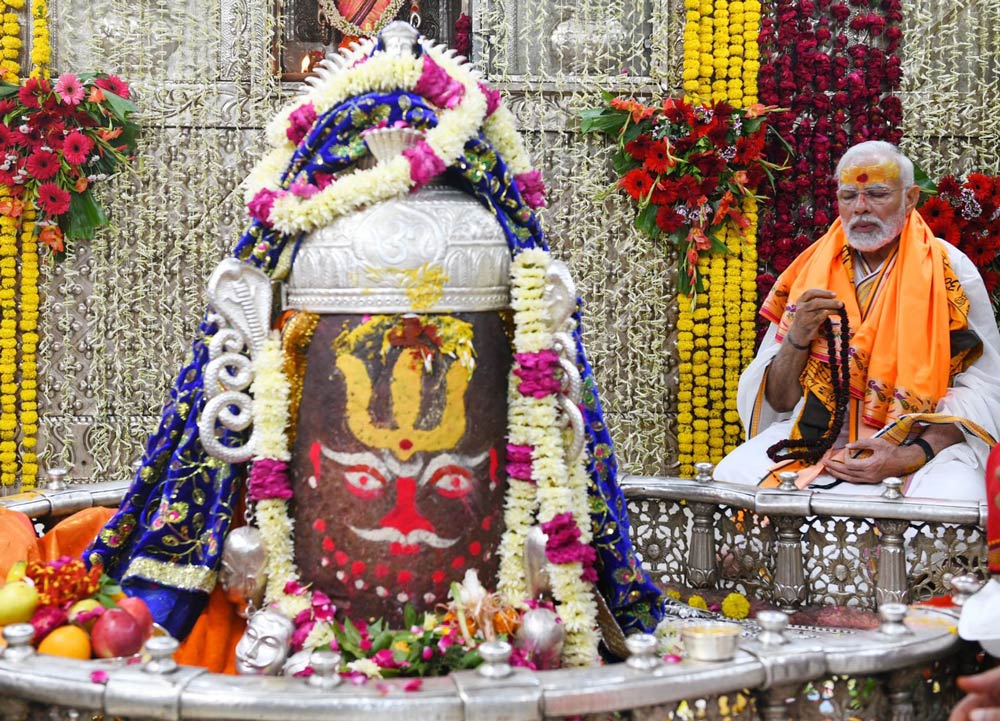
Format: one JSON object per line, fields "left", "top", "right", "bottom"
{"left": 581, "top": 94, "right": 784, "bottom": 296}
{"left": 0, "top": 556, "right": 155, "bottom": 660}
{"left": 0, "top": 72, "right": 138, "bottom": 256}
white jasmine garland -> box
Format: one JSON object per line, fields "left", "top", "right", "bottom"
{"left": 497, "top": 249, "right": 600, "bottom": 667}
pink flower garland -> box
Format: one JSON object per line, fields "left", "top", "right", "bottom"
{"left": 247, "top": 458, "right": 293, "bottom": 501}
{"left": 541, "top": 512, "right": 597, "bottom": 582}
{"left": 506, "top": 443, "right": 534, "bottom": 481}
{"left": 512, "top": 349, "right": 561, "bottom": 397}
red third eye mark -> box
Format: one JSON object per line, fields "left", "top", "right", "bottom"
{"left": 343, "top": 464, "right": 387, "bottom": 499}
{"left": 399, "top": 438, "right": 413, "bottom": 451}
{"left": 428, "top": 465, "right": 474, "bottom": 499}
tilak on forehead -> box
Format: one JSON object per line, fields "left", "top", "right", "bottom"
{"left": 839, "top": 160, "right": 900, "bottom": 187}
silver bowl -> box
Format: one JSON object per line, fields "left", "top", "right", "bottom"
{"left": 680, "top": 621, "right": 742, "bottom": 662}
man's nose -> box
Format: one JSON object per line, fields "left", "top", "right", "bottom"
{"left": 853, "top": 192, "right": 872, "bottom": 211}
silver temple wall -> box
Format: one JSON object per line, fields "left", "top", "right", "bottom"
{"left": 21, "top": 0, "right": 1000, "bottom": 487}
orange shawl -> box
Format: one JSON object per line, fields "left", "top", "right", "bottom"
{"left": 761, "top": 211, "right": 978, "bottom": 445}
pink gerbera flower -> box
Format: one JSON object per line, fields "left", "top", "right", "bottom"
{"left": 94, "top": 74, "right": 131, "bottom": 100}
{"left": 62, "top": 131, "right": 94, "bottom": 165}
{"left": 26, "top": 149, "right": 59, "bottom": 181}
{"left": 54, "top": 74, "right": 85, "bottom": 106}
{"left": 37, "top": 182, "right": 71, "bottom": 215}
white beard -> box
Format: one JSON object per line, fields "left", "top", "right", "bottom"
{"left": 845, "top": 201, "right": 907, "bottom": 252}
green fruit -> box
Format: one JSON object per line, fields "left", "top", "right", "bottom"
{"left": 0, "top": 581, "right": 40, "bottom": 625}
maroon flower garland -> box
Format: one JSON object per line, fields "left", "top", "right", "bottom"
{"left": 755, "top": 0, "right": 903, "bottom": 336}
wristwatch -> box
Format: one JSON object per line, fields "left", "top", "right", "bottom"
{"left": 907, "top": 436, "right": 936, "bottom": 464}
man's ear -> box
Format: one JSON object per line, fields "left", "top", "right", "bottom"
{"left": 904, "top": 184, "right": 921, "bottom": 213}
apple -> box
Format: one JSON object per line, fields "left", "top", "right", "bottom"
{"left": 0, "top": 581, "right": 40, "bottom": 625}
{"left": 116, "top": 596, "right": 154, "bottom": 641}
{"left": 68, "top": 598, "right": 105, "bottom": 631}
{"left": 91, "top": 607, "right": 145, "bottom": 658}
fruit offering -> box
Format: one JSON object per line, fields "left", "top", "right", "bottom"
{"left": 0, "top": 556, "right": 156, "bottom": 660}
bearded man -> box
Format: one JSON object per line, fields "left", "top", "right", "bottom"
{"left": 714, "top": 141, "right": 1000, "bottom": 500}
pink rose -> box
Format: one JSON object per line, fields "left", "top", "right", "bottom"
{"left": 414, "top": 57, "right": 465, "bottom": 109}
{"left": 479, "top": 82, "right": 501, "bottom": 116}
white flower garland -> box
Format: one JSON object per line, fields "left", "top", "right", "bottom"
{"left": 498, "top": 248, "right": 600, "bottom": 667}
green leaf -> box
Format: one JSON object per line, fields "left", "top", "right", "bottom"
{"left": 611, "top": 152, "right": 639, "bottom": 177}
{"left": 633, "top": 202, "right": 660, "bottom": 238}
{"left": 370, "top": 630, "right": 394, "bottom": 653}
{"left": 61, "top": 189, "right": 109, "bottom": 241}
{"left": 102, "top": 91, "right": 137, "bottom": 123}
{"left": 0, "top": 83, "right": 19, "bottom": 98}
{"left": 912, "top": 161, "right": 937, "bottom": 199}
{"left": 621, "top": 120, "right": 647, "bottom": 144}
{"left": 579, "top": 107, "right": 629, "bottom": 136}
{"left": 403, "top": 603, "right": 417, "bottom": 630}
{"left": 707, "top": 230, "right": 731, "bottom": 255}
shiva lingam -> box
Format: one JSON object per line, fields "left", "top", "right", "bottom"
{"left": 206, "top": 126, "right": 513, "bottom": 628}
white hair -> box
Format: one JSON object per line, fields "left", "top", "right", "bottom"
{"left": 835, "top": 141, "right": 914, "bottom": 188}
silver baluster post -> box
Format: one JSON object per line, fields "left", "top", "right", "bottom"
{"left": 625, "top": 633, "right": 660, "bottom": 671}
{"left": 308, "top": 649, "right": 343, "bottom": 688}
{"left": 687, "top": 462, "right": 719, "bottom": 588}
{"left": 875, "top": 518, "right": 910, "bottom": 607}
{"left": 144, "top": 636, "right": 179, "bottom": 674}
{"left": 477, "top": 640, "right": 513, "bottom": 679}
{"left": 772, "top": 513, "right": 806, "bottom": 610}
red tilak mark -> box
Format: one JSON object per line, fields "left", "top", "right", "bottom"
{"left": 397, "top": 570, "right": 413, "bottom": 584}
{"left": 310, "top": 441, "right": 322, "bottom": 480}
{"left": 469, "top": 541, "right": 481, "bottom": 556}
{"left": 856, "top": 172, "right": 868, "bottom": 183}
{"left": 351, "top": 560, "right": 367, "bottom": 576}
{"left": 379, "top": 477, "right": 433, "bottom": 535}
{"left": 399, "top": 438, "right": 413, "bottom": 451}
{"left": 481, "top": 516, "right": 492, "bottom": 531}
{"left": 451, "top": 556, "right": 465, "bottom": 570}
{"left": 313, "top": 518, "right": 327, "bottom": 533}
{"left": 488, "top": 447, "right": 499, "bottom": 484}
{"left": 322, "top": 537, "right": 335, "bottom": 552}
{"left": 375, "top": 564, "right": 389, "bottom": 579}
{"left": 431, "top": 570, "right": 446, "bottom": 584}
{"left": 334, "top": 550, "right": 349, "bottom": 566}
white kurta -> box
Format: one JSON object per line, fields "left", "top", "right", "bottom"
{"left": 714, "top": 242, "right": 1000, "bottom": 501}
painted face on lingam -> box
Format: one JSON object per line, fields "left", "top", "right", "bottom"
{"left": 287, "top": 312, "right": 509, "bottom": 625}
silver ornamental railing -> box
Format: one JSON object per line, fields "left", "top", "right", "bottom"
{"left": 0, "top": 469, "right": 987, "bottom": 720}
{"left": 621, "top": 465, "right": 988, "bottom": 611}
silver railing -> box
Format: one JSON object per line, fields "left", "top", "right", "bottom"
{"left": 621, "top": 466, "right": 988, "bottom": 611}
{"left": 0, "top": 600, "right": 974, "bottom": 721}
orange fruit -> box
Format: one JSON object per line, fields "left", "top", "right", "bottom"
{"left": 37, "top": 624, "right": 91, "bottom": 660}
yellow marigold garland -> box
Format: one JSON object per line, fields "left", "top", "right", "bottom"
{"left": 677, "top": 0, "right": 761, "bottom": 475}
{"left": 0, "top": 0, "right": 22, "bottom": 81}
{"left": 28, "top": 0, "right": 48, "bottom": 78}
{"left": 18, "top": 201, "right": 37, "bottom": 485}
{"left": 0, "top": 185, "right": 18, "bottom": 486}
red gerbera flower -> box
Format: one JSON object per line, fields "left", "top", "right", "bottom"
{"left": 624, "top": 134, "right": 655, "bottom": 161}
{"left": 36, "top": 182, "right": 71, "bottom": 216}
{"left": 655, "top": 205, "right": 685, "bottom": 233}
{"left": 62, "top": 131, "right": 94, "bottom": 165}
{"left": 643, "top": 143, "right": 675, "bottom": 174}
{"left": 17, "top": 77, "right": 47, "bottom": 109}
{"left": 960, "top": 234, "right": 998, "bottom": 268}
{"left": 26, "top": 149, "right": 59, "bottom": 181}
{"left": 620, "top": 168, "right": 654, "bottom": 200}
{"left": 918, "top": 197, "right": 956, "bottom": 239}
{"left": 966, "top": 173, "right": 993, "bottom": 203}
{"left": 937, "top": 175, "right": 961, "bottom": 197}
{"left": 102, "top": 75, "right": 131, "bottom": 99}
